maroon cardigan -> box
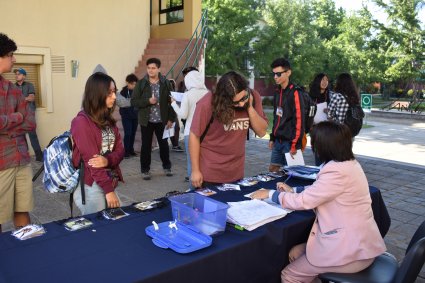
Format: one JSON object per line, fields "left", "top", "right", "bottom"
{"left": 71, "top": 111, "right": 124, "bottom": 194}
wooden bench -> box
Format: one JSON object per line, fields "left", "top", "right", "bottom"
{"left": 389, "top": 100, "right": 410, "bottom": 111}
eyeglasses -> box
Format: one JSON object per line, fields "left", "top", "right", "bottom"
{"left": 272, "top": 70, "right": 289, "bottom": 77}
{"left": 233, "top": 89, "right": 250, "bottom": 105}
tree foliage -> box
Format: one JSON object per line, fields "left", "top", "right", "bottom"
{"left": 366, "top": 0, "right": 425, "bottom": 86}
{"left": 203, "top": 0, "right": 261, "bottom": 76}
{"left": 203, "top": 0, "right": 424, "bottom": 91}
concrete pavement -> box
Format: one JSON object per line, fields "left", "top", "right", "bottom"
{"left": 2, "top": 113, "right": 425, "bottom": 281}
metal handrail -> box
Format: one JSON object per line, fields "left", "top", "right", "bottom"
{"left": 165, "top": 9, "right": 208, "bottom": 81}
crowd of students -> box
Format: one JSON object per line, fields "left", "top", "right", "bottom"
{"left": 0, "top": 32, "right": 386, "bottom": 283}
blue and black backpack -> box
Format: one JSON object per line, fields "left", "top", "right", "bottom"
{"left": 32, "top": 131, "right": 85, "bottom": 216}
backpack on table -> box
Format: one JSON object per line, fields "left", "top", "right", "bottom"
{"left": 32, "top": 131, "right": 85, "bottom": 217}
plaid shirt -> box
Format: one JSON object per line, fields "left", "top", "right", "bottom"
{"left": 327, "top": 92, "right": 349, "bottom": 124}
{"left": 0, "top": 75, "right": 36, "bottom": 170}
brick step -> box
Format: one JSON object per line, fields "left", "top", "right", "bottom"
{"left": 144, "top": 49, "right": 185, "bottom": 56}
{"left": 148, "top": 38, "right": 189, "bottom": 44}
{"left": 147, "top": 43, "right": 189, "bottom": 50}
{"left": 133, "top": 37, "right": 203, "bottom": 82}
{"left": 140, "top": 54, "right": 181, "bottom": 62}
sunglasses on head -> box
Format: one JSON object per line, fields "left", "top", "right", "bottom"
{"left": 272, "top": 70, "right": 289, "bottom": 77}
{"left": 233, "top": 89, "right": 250, "bottom": 105}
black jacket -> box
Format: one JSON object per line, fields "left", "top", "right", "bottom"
{"left": 270, "top": 83, "right": 304, "bottom": 152}
{"left": 130, "top": 74, "right": 176, "bottom": 127}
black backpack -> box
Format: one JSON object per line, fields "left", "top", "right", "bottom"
{"left": 342, "top": 95, "right": 364, "bottom": 137}
{"left": 296, "top": 87, "right": 316, "bottom": 133}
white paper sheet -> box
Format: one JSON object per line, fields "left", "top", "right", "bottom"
{"left": 314, "top": 102, "right": 328, "bottom": 123}
{"left": 285, "top": 149, "right": 305, "bottom": 166}
{"left": 162, "top": 123, "right": 175, "bottom": 139}
{"left": 170, "top": 91, "right": 184, "bottom": 102}
{"left": 244, "top": 190, "right": 294, "bottom": 214}
{"left": 227, "top": 199, "right": 287, "bottom": 231}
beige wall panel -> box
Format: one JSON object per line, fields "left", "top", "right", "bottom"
{"left": 0, "top": 0, "right": 150, "bottom": 150}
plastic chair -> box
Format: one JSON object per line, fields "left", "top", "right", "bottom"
{"left": 319, "top": 220, "right": 425, "bottom": 283}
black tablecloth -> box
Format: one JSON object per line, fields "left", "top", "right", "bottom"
{"left": 0, "top": 177, "right": 390, "bottom": 283}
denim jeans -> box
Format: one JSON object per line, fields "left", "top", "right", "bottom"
{"left": 73, "top": 182, "right": 121, "bottom": 215}
{"left": 270, "top": 140, "right": 291, "bottom": 167}
{"left": 122, "top": 117, "right": 138, "bottom": 154}
{"left": 184, "top": 135, "right": 194, "bottom": 190}
{"left": 28, "top": 130, "right": 43, "bottom": 156}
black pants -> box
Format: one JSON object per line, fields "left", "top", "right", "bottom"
{"left": 140, "top": 122, "right": 171, "bottom": 173}
{"left": 170, "top": 120, "right": 180, "bottom": 147}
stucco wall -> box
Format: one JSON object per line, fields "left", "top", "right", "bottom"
{"left": 0, "top": 0, "right": 150, "bottom": 150}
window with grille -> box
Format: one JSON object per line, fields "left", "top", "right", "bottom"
{"left": 159, "top": 0, "right": 184, "bottom": 25}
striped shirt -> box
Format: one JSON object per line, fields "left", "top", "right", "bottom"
{"left": 327, "top": 92, "right": 349, "bottom": 124}
{"left": 0, "top": 76, "right": 36, "bottom": 170}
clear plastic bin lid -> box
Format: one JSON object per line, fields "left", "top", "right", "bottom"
{"left": 145, "top": 221, "right": 212, "bottom": 253}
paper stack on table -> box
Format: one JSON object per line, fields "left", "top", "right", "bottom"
{"left": 63, "top": 217, "right": 93, "bottom": 231}
{"left": 12, "top": 224, "right": 46, "bottom": 240}
{"left": 102, "top": 208, "right": 129, "bottom": 220}
{"left": 227, "top": 199, "right": 287, "bottom": 231}
{"left": 216, "top": 184, "right": 241, "bottom": 191}
{"left": 244, "top": 190, "right": 294, "bottom": 214}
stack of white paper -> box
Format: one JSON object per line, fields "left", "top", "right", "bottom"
{"left": 244, "top": 190, "right": 294, "bottom": 214}
{"left": 162, "top": 122, "right": 176, "bottom": 139}
{"left": 216, "top": 184, "right": 241, "bottom": 191}
{"left": 170, "top": 91, "right": 184, "bottom": 102}
{"left": 12, "top": 224, "right": 46, "bottom": 240}
{"left": 227, "top": 199, "right": 287, "bottom": 231}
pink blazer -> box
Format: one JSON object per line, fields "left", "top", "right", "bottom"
{"left": 279, "top": 160, "right": 386, "bottom": 267}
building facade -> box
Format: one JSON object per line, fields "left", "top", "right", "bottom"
{"left": 1, "top": 0, "right": 201, "bottom": 153}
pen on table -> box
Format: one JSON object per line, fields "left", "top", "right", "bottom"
{"left": 226, "top": 222, "right": 244, "bottom": 231}
{"left": 283, "top": 173, "right": 292, "bottom": 183}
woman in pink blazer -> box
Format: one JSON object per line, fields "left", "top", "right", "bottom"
{"left": 252, "top": 121, "right": 386, "bottom": 283}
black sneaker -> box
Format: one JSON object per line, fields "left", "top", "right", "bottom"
{"left": 142, "top": 172, "right": 151, "bottom": 180}
{"left": 164, "top": 169, "right": 173, "bottom": 177}
{"left": 172, "top": 146, "right": 184, "bottom": 152}
{"left": 130, "top": 151, "right": 137, "bottom": 157}
{"left": 184, "top": 176, "right": 189, "bottom": 182}
{"left": 124, "top": 153, "right": 131, "bottom": 159}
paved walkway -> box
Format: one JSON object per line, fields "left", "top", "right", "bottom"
{"left": 2, "top": 114, "right": 425, "bottom": 281}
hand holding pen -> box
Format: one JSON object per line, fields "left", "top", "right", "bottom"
{"left": 276, "top": 182, "right": 294, "bottom": 193}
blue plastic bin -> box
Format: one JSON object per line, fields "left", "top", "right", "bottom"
{"left": 169, "top": 193, "right": 229, "bottom": 236}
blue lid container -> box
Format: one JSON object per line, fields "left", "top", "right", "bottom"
{"left": 145, "top": 221, "right": 212, "bottom": 253}
{"left": 169, "top": 193, "right": 229, "bottom": 236}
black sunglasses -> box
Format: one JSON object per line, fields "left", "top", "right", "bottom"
{"left": 272, "top": 70, "right": 289, "bottom": 77}
{"left": 233, "top": 89, "right": 250, "bottom": 105}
